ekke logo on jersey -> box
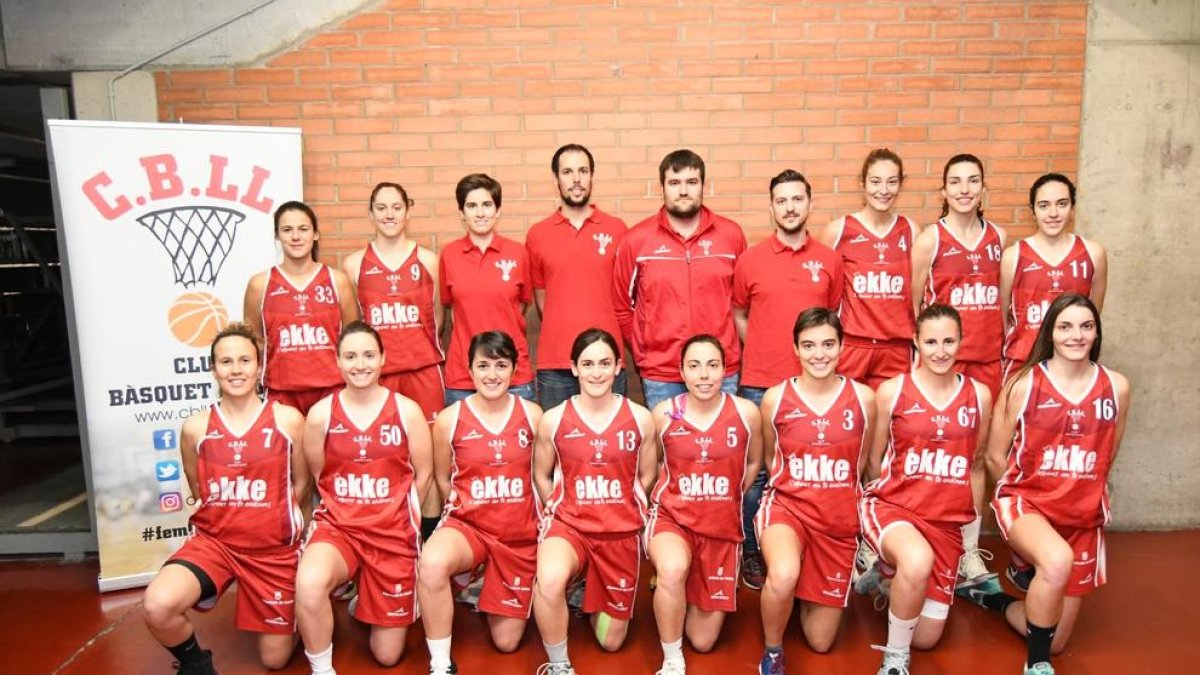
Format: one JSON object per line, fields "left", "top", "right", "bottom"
{"left": 80, "top": 153, "right": 282, "bottom": 348}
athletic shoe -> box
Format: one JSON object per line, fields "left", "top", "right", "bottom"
{"left": 854, "top": 559, "right": 884, "bottom": 595}
{"left": 174, "top": 649, "right": 218, "bottom": 675}
{"left": 567, "top": 580, "right": 586, "bottom": 616}
{"left": 430, "top": 661, "right": 459, "bottom": 675}
{"left": 655, "top": 657, "right": 686, "bottom": 675}
{"left": 758, "top": 649, "right": 786, "bottom": 675}
{"left": 1024, "top": 662, "right": 1055, "bottom": 675}
{"left": 536, "top": 662, "right": 577, "bottom": 675}
{"left": 1006, "top": 563, "right": 1035, "bottom": 593}
{"left": 872, "top": 645, "right": 910, "bottom": 675}
{"left": 956, "top": 548, "right": 1003, "bottom": 597}
{"left": 960, "top": 585, "right": 998, "bottom": 610}
{"left": 742, "top": 550, "right": 766, "bottom": 590}
{"left": 348, "top": 594, "right": 359, "bottom": 620}
{"left": 332, "top": 579, "right": 357, "bottom": 601}
{"left": 455, "top": 575, "right": 484, "bottom": 611}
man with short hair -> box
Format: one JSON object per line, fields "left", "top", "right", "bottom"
{"left": 732, "top": 169, "right": 844, "bottom": 591}
{"left": 527, "top": 144, "right": 629, "bottom": 411}
{"left": 612, "top": 149, "right": 747, "bottom": 409}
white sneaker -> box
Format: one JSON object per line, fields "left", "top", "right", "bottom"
{"left": 536, "top": 662, "right": 577, "bottom": 675}
{"left": 872, "top": 645, "right": 910, "bottom": 675}
{"left": 655, "top": 657, "right": 686, "bottom": 675}
{"left": 956, "top": 547, "right": 1002, "bottom": 596}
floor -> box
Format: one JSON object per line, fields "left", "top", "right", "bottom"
{"left": 3, "top": 531, "right": 1196, "bottom": 675}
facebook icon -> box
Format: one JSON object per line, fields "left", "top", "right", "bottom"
{"left": 153, "top": 429, "right": 176, "bottom": 450}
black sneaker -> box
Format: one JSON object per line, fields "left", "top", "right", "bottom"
{"left": 175, "top": 649, "right": 218, "bottom": 675}
{"left": 742, "top": 551, "right": 766, "bottom": 590}
{"left": 1006, "top": 563, "right": 1034, "bottom": 593}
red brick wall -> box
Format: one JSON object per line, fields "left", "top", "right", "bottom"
{"left": 155, "top": 0, "right": 1086, "bottom": 257}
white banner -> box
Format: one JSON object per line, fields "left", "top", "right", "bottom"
{"left": 47, "top": 120, "right": 302, "bottom": 590}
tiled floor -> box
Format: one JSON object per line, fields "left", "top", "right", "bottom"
{"left": 5, "top": 531, "right": 1197, "bottom": 675}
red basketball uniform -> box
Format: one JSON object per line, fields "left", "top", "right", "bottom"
{"left": 356, "top": 243, "right": 444, "bottom": 373}
{"left": 191, "top": 402, "right": 304, "bottom": 548}
{"left": 923, "top": 220, "right": 1004, "bottom": 364}
{"left": 1003, "top": 236, "right": 1095, "bottom": 363}
{"left": 649, "top": 393, "right": 750, "bottom": 542}
{"left": 994, "top": 364, "right": 1119, "bottom": 529}
{"left": 761, "top": 377, "right": 869, "bottom": 539}
{"left": 545, "top": 397, "right": 647, "bottom": 535}
{"left": 170, "top": 401, "right": 304, "bottom": 633}
{"left": 834, "top": 214, "right": 917, "bottom": 343}
{"left": 444, "top": 395, "right": 539, "bottom": 541}
{"left": 262, "top": 265, "right": 343, "bottom": 392}
{"left": 309, "top": 392, "right": 421, "bottom": 626}
{"left": 863, "top": 373, "right": 982, "bottom": 528}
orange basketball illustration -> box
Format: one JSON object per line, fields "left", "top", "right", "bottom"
{"left": 167, "top": 292, "right": 229, "bottom": 347}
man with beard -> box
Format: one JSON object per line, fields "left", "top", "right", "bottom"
{"left": 612, "top": 149, "right": 747, "bottom": 409}
{"left": 527, "top": 144, "right": 630, "bottom": 410}
{"left": 731, "top": 169, "right": 843, "bottom": 590}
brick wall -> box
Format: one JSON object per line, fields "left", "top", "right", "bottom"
{"left": 155, "top": 0, "right": 1086, "bottom": 258}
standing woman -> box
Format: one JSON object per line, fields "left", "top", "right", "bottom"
{"left": 646, "top": 334, "right": 763, "bottom": 675}
{"left": 755, "top": 308, "right": 875, "bottom": 675}
{"left": 815, "top": 148, "right": 919, "bottom": 388}
{"left": 143, "top": 323, "right": 308, "bottom": 674}
{"left": 858, "top": 304, "right": 992, "bottom": 675}
{"left": 439, "top": 174, "right": 535, "bottom": 404}
{"left": 342, "top": 181, "right": 445, "bottom": 424}
{"left": 975, "top": 294, "right": 1129, "bottom": 675}
{"left": 244, "top": 201, "right": 358, "bottom": 415}
{"left": 531, "top": 328, "right": 658, "bottom": 674}
{"left": 294, "top": 322, "right": 433, "bottom": 674}
{"left": 1000, "top": 174, "right": 1107, "bottom": 384}
{"left": 417, "top": 331, "right": 544, "bottom": 675}
{"left": 911, "top": 154, "right": 1006, "bottom": 597}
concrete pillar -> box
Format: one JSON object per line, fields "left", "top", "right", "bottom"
{"left": 1078, "top": 0, "right": 1200, "bottom": 528}
{"left": 70, "top": 72, "right": 157, "bottom": 122}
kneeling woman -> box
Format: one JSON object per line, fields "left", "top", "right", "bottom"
{"left": 981, "top": 293, "right": 1129, "bottom": 675}
{"left": 295, "top": 321, "right": 433, "bottom": 674}
{"left": 859, "top": 304, "right": 992, "bottom": 675}
{"left": 647, "top": 334, "right": 763, "bottom": 675}
{"left": 756, "top": 308, "right": 875, "bottom": 675}
{"left": 417, "top": 331, "right": 544, "bottom": 674}
{"left": 143, "top": 323, "right": 309, "bottom": 674}
{"left": 532, "top": 328, "right": 658, "bottom": 675}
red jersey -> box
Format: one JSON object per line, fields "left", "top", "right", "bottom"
{"left": 612, "top": 207, "right": 746, "bottom": 381}
{"left": 732, "top": 235, "right": 844, "bottom": 387}
{"left": 995, "top": 364, "right": 1119, "bottom": 528}
{"left": 356, "top": 243, "right": 443, "bottom": 373}
{"left": 443, "top": 395, "right": 539, "bottom": 543}
{"left": 439, "top": 235, "right": 533, "bottom": 389}
{"left": 650, "top": 394, "right": 751, "bottom": 541}
{"left": 191, "top": 402, "right": 303, "bottom": 549}
{"left": 262, "top": 265, "right": 343, "bottom": 391}
{"left": 1003, "top": 236, "right": 1095, "bottom": 362}
{"left": 864, "top": 374, "right": 981, "bottom": 527}
{"left": 834, "top": 215, "right": 916, "bottom": 342}
{"left": 765, "top": 378, "right": 868, "bottom": 538}
{"left": 315, "top": 393, "right": 420, "bottom": 554}
{"left": 923, "top": 220, "right": 1004, "bottom": 363}
{"left": 545, "top": 397, "right": 646, "bottom": 535}
{"left": 527, "top": 208, "right": 628, "bottom": 369}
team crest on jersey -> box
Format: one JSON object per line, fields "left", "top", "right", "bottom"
{"left": 227, "top": 439, "right": 248, "bottom": 467}
{"left": 668, "top": 425, "right": 692, "bottom": 436}
{"left": 802, "top": 260, "right": 824, "bottom": 283}
{"left": 697, "top": 239, "right": 714, "bottom": 256}
{"left": 784, "top": 408, "right": 808, "bottom": 419}
{"left": 386, "top": 273, "right": 402, "bottom": 295}
{"left": 1037, "top": 397, "right": 1062, "bottom": 410}
{"left": 1048, "top": 269, "right": 1064, "bottom": 290}
{"left": 488, "top": 438, "right": 506, "bottom": 464}
{"left": 694, "top": 436, "right": 714, "bottom": 462}
{"left": 811, "top": 417, "right": 831, "bottom": 444}
{"left": 943, "top": 246, "right": 962, "bottom": 257}
{"left": 1066, "top": 408, "right": 1086, "bottom": 434}
{"left": 653, "top": 244, "right": 672, "bottom": 255}
{"left": 328, "top": 422, "right": 349, "bottom": 434}
{"left": 903, "top": 403, "right": 927, "bottom": 415}
{"left": 353, "top": 434, "right": 372, "bottom": 461}
{"left": 593, "top": 232, "right": 613, "bottom": 255}
{"left": 294, "top": 293, "right": 310, "bottom": 316}
{"left": 589, "top": 438, "right": 608, "bottom": 465}
{"left": 967, "top": 253, "right": 983, "bottom": 274}
{"left": 931, "top": 414, "right": 951, "bottom": 438}
{"left": 1021, "top": 262, "right": 1043, "bottom": 273}
{"left": 495, "top": 259, "right": 518, "bottom": 282}
{"left": 563, "top": 427, "right": 585, "bottom": 439}
{"left": 849, "top": 233, "right": 869, "bottom": 244}
{"left": 364, "top": 264, "right": 384, "bottom": 276}
{"left": 874, "top": 241, "right": 889, "bottom": 262}
{"left": 461, "top": 428, "right": 484, "bottom": 441}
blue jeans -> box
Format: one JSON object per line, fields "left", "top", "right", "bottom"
{"left": 641, "top": 373, "right": 739, "bottom": 411}
{"left": 444, "top": 382, "right": 536, "bottom": 406}
{"left": 737, "top": 385, "right": 770, "bottom": 554}
{"left": 536, "top": 369, "right": 629, "bottom": 411}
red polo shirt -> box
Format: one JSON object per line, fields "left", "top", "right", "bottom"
{"left": 732, "top": 233, "right": 844, "bottom": 388}
{"left": 439, "top": 234, "right": 533, "bottom": 388}
{"left": 612, "top": 206, "right": 747, "bottom": 381}
{"left": 526, "top": 206, "right": 628, "bottom": 370}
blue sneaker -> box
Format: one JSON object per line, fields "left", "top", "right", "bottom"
{"left": 758, "top": 649, "right": 786, "bottom": 675}
{"left": 1024, "top": 662, "right": 1054, "bottom": 675}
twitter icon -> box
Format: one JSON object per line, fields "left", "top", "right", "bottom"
{"left": 155, "top": 460, "right": 181, "bottom": 482}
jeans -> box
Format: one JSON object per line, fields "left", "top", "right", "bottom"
{"left": 444, "top": 382, "right": 536, "bottom": 406}
{"left": 738, "top": 385, "right": 770, "bottom": 554}
{"left": 641, "top": 373, "right": 739, "bottom": 411}
{"left": 536, "top": 368, "right": 629, "bottom": 411}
